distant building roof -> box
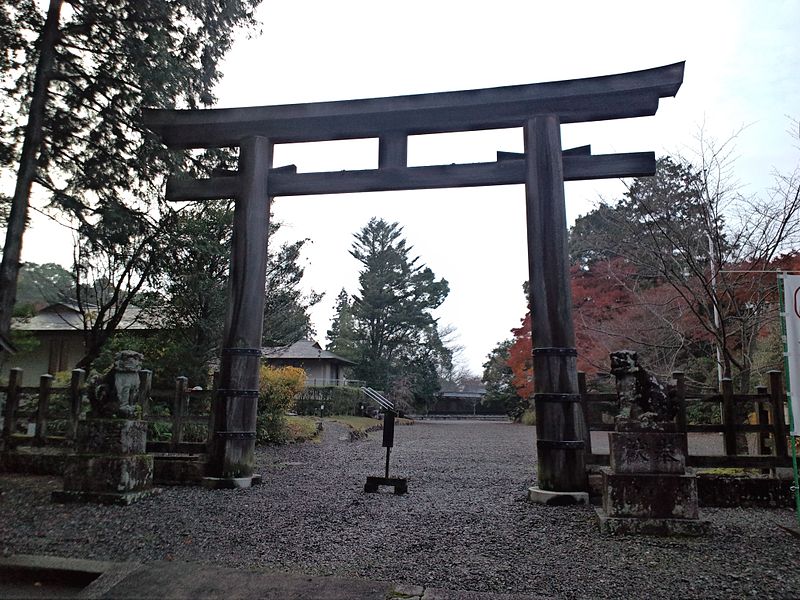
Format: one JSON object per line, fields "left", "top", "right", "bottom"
{"left": 261, "top": 339, "right": 355, "bottom": 365}
{"left": 11, "top": 302, "right": 160, "bottom": 332}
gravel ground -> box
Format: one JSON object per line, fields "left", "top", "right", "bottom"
{"left": 1, "top": 420, "right": 799, "bottom": 599}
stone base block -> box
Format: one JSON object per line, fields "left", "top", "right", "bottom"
{"left": 62, "top": 454, "right": 153, "bottom": 494}
{"left": 153, "top": 454, "right": 206, "bottom": 486}
{"left": 609, "top": 431, "right": 686, "bottom": 474}
{"left": 0, "top": 447, "right": 68, "bottom": 476}
{"left": 595, "top": 507, "right": 710, "bottom": 536}
{"left": 201, "top": 474, "right": 262, "bottom": 489}
{"left": 76, "top": 419, "right": 147, "bottom": 455}
{"left": 602, "top": 471, "right": 699, "bottom": 519}
{"left": 527, "top": 487, "right": 589, "bottom": 506}
{"left": 52, "top": 488, "right": 158, "bottom": 506}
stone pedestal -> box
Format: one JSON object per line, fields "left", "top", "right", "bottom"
{"left": 52, "top": 419, "right": 156, "bottom": 505}
{"left": 595, "top": 422, "right": 709, "bottom": 535}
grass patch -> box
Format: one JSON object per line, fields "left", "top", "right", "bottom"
{"left": 696, "top": 467, "right": 762, "bottom": 476}
{"left": 325, "top": 415, "right": 413, "bottom": 433}
{"left": 285, "top": 415, "right": 322, "bottom": 443}
{"left": 519, "top": 409, "right": 536, "bottom": 426}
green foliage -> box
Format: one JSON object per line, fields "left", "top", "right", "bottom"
{"left": 519, "top": 409, "right": 536, "bottom": 426}
{"left": 147, "top": 203, "right": 319, "bottom": 384}
{"left": 481, "top": 339, "right": 526, "bottom": 418}
{"left": 256, "top": 365, "right": 306, "bottom": 444}
{"left": 328, "top": 218, "right": 452, "bottom": 407}
{"left": 15, "top": 263, "right": 73, "bottom": 306}
{"left": 326, "top": 289, "right": 359, "bottom": 363}
{"left": 0, "top": 0, "right": 264, "bottom": 367}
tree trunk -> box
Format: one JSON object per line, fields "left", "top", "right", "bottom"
{"left": 0, "top": 0, "right": 63, "bottom": 339}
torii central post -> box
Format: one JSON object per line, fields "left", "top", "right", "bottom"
{"left": 143, "top": 62, "right": 684, "bottom": 499}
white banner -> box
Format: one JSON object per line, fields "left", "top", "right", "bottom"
{"left": 782, "top": 274, "right": 800, "bottom": 436}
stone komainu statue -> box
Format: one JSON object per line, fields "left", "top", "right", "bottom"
{"left": 88, "top": 350, "right": 143, "bottom": 418}
{"left": 609, "top": 350, "right": 678, "bottom": 425}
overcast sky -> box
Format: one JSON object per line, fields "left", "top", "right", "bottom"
{"left": 15, "top": 0, "right": 800, "bottom": 374}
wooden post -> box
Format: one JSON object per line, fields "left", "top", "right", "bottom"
{"left": 207, "top": 371, "right": 220, "bottom": 446}
{"left": 2, "top": 367, "right": 23, "bottom": 445}
{"left": 172, "top": 376, "right": 188, "bottom": 450}
{"left": 138, "top": 369, "right": 152, "bottom": 419}
{"left": 577, "top": 371, "right": 593, "bottom": 457}
{"left": 67, "top": 369, "right": 85, "bottom": 441}
{"left": 207, "top": 135, "right": 272, "bottom": 484}
{"left": 721, "top": 377, "right": 736, "bottom": 457}
{"left": 754, "top": 384, "right": 768, "bottom": 454}
{"left": 524, "top": 115, "right": 587, "bottom": 495}
{"left": 673, "top": 371, "right": 688, "bottom": 456}
{"left": 34, "top": 374, "right": 53, "bottom": 445}
{"left": 768, "top": 370, "right": 788, "bottom": 458}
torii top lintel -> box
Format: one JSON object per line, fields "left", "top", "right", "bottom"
{"left": 143, "top": 62, "right": 684, "bottom": 149}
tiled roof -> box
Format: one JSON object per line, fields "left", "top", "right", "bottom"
{"left": 261, "top": 339, "right": 355, "bottom": 365}
{"left": 11, "top": 302, "right": 160, "bottom": 332}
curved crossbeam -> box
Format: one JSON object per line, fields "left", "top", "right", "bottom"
{"left": 143, "top": 62, "right": 684, "bottom": 148}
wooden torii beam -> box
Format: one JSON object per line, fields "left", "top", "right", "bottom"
{"left": 143, "top": 62, "right": 684, "bottom": 498}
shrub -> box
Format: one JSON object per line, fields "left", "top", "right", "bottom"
{"left": 256, "top": 365, "right": 306, "bottom": 444}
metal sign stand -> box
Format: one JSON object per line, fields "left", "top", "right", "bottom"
{"left": 361, "top": 387, "right": 407, "bottom": 495}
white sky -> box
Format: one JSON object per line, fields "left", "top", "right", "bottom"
{"left": 13, "top": 0, "right": 800, "bottom": 375}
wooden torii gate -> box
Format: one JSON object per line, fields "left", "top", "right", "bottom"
{"left": 143, "top": 62, "right": 684, "bottom": 500}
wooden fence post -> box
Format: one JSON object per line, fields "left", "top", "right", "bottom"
{"left": 672, "top": 371, "right": 688, "bottom": 456}
{"left": 768, "top": 370, "right": 788, "bottom": 458}
{"left": 2, "top": 367, "right": 23, "bottom": 445}
{"left": 67, "top": 369, "right": 85, "bottom": 441}
{"left": 721, "top": 377, "right": 737, "bottom": 457}
{"left": 754, "top": 384, "right": 770, "bottom": 456}
{"left": 577, "top": 371, "right": 593, "bottom": 457}
{"left": 138, "top": 370, "right": 152, "bottom": 419}
{"left": 207, "top": 371, "right": 220, "bottom": 446}
{"left": 34, "top": 374, "right": 54, "bottom": 445}
{"left": 172, "top": 376, "right": 188, "bottom": 450}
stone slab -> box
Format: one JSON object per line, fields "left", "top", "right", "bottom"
{"left": 94, "top": 560, "right": 393, "bottom": 599}
{"left": 608, "top": 431, "right": 686, "bottom": 474}
{"left": 601, "top": 470, "right": 699, "bottom": 519}
{"left": 595, "top": 507, "right": 710, "bottom": 536}
{"left": 76, "top": 419, "right": 147, "bottom": 455}
{"left": 527, "top": 487, "right": 589, "bottom": 506}
{"left": 62, "top": 454, "right": 153, "bottom": 494}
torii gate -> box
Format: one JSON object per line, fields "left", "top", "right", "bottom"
{"left": 143, "top": 62, "right": 684, "bottom": 501}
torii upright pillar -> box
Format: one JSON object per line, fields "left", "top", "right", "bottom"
{"left": 204, "top": 136, "right": 272, "bottom": 488}
{"left": 524, "top": 116, "right": 588, "bottom": 504}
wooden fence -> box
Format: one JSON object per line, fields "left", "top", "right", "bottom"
{"left": 0, "top": 368, "right": 212, "bottom": 455}
{"left": 579, "top": 370, "right": 792, "bottom": 470}
{"left": 2, "top": 366, "right": 794, "bottom": 470}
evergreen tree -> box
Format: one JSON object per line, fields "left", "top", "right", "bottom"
{"left": 335, "top": 218, "right": 451, "bottom": 403}
{"left": 326, "top": 289, "right": 358, "bottom": 361}
{"left": 0, "top": 0, "right": 263, "bottom": 338}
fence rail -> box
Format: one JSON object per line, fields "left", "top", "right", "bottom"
{"left": 579, "top": 369, "right": 793, "bottom": 470}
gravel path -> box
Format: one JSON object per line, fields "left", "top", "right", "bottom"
{"left": 1, "top": 420, "right": 798, "bottom": 599}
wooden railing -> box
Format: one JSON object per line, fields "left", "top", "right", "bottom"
{"left": 0, "top": 368, "right": 212, "bottom": 455}
{"left": 579, "top": 370, "right": 792, "bottom": 470}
